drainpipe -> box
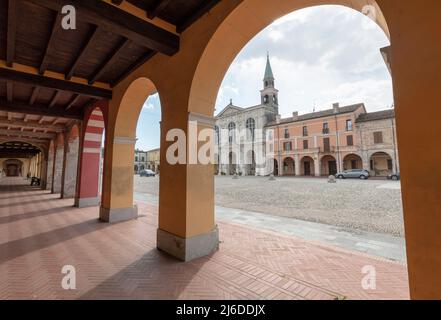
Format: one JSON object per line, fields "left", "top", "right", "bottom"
{"left": 334, "top": 115, "right": 342, "bottom": 171}
{"left": 391, "top": 117, "right": 399, "bottom": 173}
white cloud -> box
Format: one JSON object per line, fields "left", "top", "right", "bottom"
{"left": 215, "top": 5, "right": 392, "bottom": 117}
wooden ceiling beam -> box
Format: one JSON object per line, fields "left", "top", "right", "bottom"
{"left": 147, "top": 0, "right": 172, "bottom": 19}
{"left": 26, "top": 0, "right": 179, "bottom": 56}
{"left": 65, "top": 94, "right": 80, "bottom": 111}
{"left": 39, "top": 12, "right": 63, "bottom": 75}
{"left": 0, "top": 68, "right": 112, "bottom": 99}
{"left": 0, "top": 128, "right": 56, "bottom": 140}
{"left": 6, "top": 0, "right": 18, "bottom": 67}
{"left": 0, "top": 99, "right": 82, "bottom": 120}
{"left": 48, "top": 90, "right": 62, "bottom": 108}
{"left": 111, "top": 50, "right": 156, "bottom": 87}
{"left": 88, "top": 38, "right": 130, "bottom": 85}
{"left": 0, "top": 119, "right": 64, "bottom": 132}
{"left": 66, "top": 27, "right": 101, "bottom": 80}
{"left": 6, "top": 82, "right": 14, "bottom": 102}
{"left": 29, "top": 86, "right": 41, "bottom": 105}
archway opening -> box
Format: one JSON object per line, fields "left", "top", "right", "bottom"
{"left": 321, "top": 155, "right": 337, "bottom": 176}
{"left": 343, "top": 154, "right": 363, "bottom": 170}
{"left": 283, "top": 157, "right": 295, "bottom": 176}
{"left": 300, "top": 156, "right": 315, "bottom": 176}
{"left": 370, "top": 151, "right": 393, "bottom": 177}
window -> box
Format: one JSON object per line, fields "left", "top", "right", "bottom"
{"left": 228, "top": 122, "right": 236, "bottom": 143}
{"left": 346, "top": 119, "right": 353, "bottom": 131}
{"left": 284, "top": 142, "right": 292, "bottom": 151}
{"left": 323, "top": 123, "right": 329, "bottom": 134}
{"left": 284, "top": 128, "right": 290, "bottom": 139}
{"left": 135, "top": 156, "right": 138, "bottom": 162}
{"left": 374, "top": 131, "right": 383, "bottom": 144}
{"left": 302, "top": 126, "right": 308, "bottom": 137}
{"left": 246, "top": 118, "right": 256, "bottom": 141}
{"left": 323, "top": 138, "right": 330, "bottom": 152}
{"left": 215, "top": 126, "right": 220, "bottom": 144}
{"left": 347, "top": 135, "right": 354, "bottom": 146}
{"left": 303, "top": 140, "right": 309, "bottom": 150}
{"left": 141, "top": 157, "right": 145, "bottom": 162}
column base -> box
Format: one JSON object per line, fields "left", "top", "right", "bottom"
{"left": 99, "top": 205, "right": 138, "bottom": 223}
{"left": 157, "top": 226, "right": 219, "bottom": 262}
{"left": 75, "top": 197, "right": 100, "bottom": 208}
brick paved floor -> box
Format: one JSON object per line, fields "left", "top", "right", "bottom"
{"left": 0, "top": 178, "right": 410, "bottom": 300}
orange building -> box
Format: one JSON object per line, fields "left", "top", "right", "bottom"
{"left": 266, "top": 103, "right": 398, "bottom": 177}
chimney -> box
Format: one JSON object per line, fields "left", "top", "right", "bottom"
{"left": 292, "top": 111, "right": 299, "bottom": 120}
{"left": 276, "top": 114, "right": 281, "bottom": 124}
{"left": 333, "top": 102, "right": 340, "bottom": 113}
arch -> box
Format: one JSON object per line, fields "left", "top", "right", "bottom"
{"left": 282, "top": 157, "right": 295, "bottom": 176}
{"left": 188, "top": 1, "right": 389, "bottom": 117}
{"left": 100, "top": 77, "right": 158, "bottom": 222}
{"left": 300, "top": 156, "right": 315, "bottom": 176}
{"left": 343, "top": 153, "right": 363, "bottom": 170}
{"left": 370, "top": 151, "right": 393, "bottom": 177}
{"left": 2, "top": 159, "right": 24, "bottom": 177}
{"left": 320, "top": 155, "right": 337, "bottom": 176}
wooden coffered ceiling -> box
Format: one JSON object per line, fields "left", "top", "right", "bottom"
{"left": 0, "top": 0, "right": 221, "bottom": 151}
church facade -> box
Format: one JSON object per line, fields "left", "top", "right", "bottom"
{"left": 214, "top": 54, "right": 278, "bottom": 176}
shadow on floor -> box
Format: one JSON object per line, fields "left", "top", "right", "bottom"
{"left": 79, "top": 249, "right": 207, "bottom": 300}
{"left": 0, "top": 205, "right": 77, "bottom": 225}
{"left": 0, "top": 218, "right": 111, "bottom": 265}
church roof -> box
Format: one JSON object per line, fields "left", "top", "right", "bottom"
{"left": 215, "top": 103, "right": 244, "bottom": 118}
{"left": 266, "top": 103, "right": 365, "bottom": 126}
{"left": 264, "top": 53, "right": 274, "bottom": 79}
{"left": 356, "top": 109, "right": 395, "bottom": 123}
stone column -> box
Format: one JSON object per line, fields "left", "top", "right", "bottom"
{"left": 294, "top": 155, "right": 300, "bottom": 176}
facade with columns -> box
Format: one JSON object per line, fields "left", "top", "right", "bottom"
{"left": 214, "top": 54, "right": 278, "bottom": 176}
{"left": 267, "top": 105, "right": 399, "bottom": 177}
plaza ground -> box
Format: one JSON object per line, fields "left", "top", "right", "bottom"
{"left": 135, "top": 176, "right": 405, "bottom": 236}
{"left": 0, "top": 177, "right": 409, "bottom": 300}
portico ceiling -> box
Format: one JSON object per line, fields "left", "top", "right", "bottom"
{"left": 0, "top": 0, "right": 221, "bottom": 145}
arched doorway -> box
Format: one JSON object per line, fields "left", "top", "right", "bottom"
{"left": 283, "top": 157, "right": 295, "bottom": 176}
{"left": 101, "top": 77, "right": 158, "bottom": 223}
{"left": 273, "top": 158, "right": 279, "bottom": 176}
{"left": 321, "top": 155, "right": 337, "bottom": 176}
{"left": 343, "top": 154, "right": 363, "bottom": 170}
{"left": 370, "top": 152, "right": 393, "bottom": 177}
{"left": 300, "top": 156, "right": 315, "bottom": 176}
{"left": 229, "top": 151, "right": 237, "bottom": 175}
{"left": 3, "top": 159, "right": 23, "bottom": 177}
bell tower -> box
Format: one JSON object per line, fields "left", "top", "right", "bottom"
{"left": 261, "top": 53, "right": 279, "bottom": 109}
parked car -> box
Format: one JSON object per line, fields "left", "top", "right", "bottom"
{"left": 387, "top": 172, "right": 401, "bottom": 181}
{"left": 139, "top": 169, "right": 156, "bottom": 177}
{"left": 336, "top": 169, "right": 370, "bottom": 180}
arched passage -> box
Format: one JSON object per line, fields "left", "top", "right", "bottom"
{"left": 370, "top": 151, "right": 393, "bottom": 177}
{"left": 321, "top": 155, "right": 337, "bottom": 176}
{"left": 300, "top": 156, "right": 315, "bottom": 176}
{"left": 101, "top": 77, "right": 157, "bottom": 223}
{"left": 343, "top": 154, "right": 363, "bottom": 170}
{"left": 2, "top": 159, "right": 23, "bottom": 177}
{"left": 283, "top": 157, "right": 295, "bottom": 176}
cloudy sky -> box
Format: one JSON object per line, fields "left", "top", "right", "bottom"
{"left": 136, "top": 5, "right": 393, "bottom": 150}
